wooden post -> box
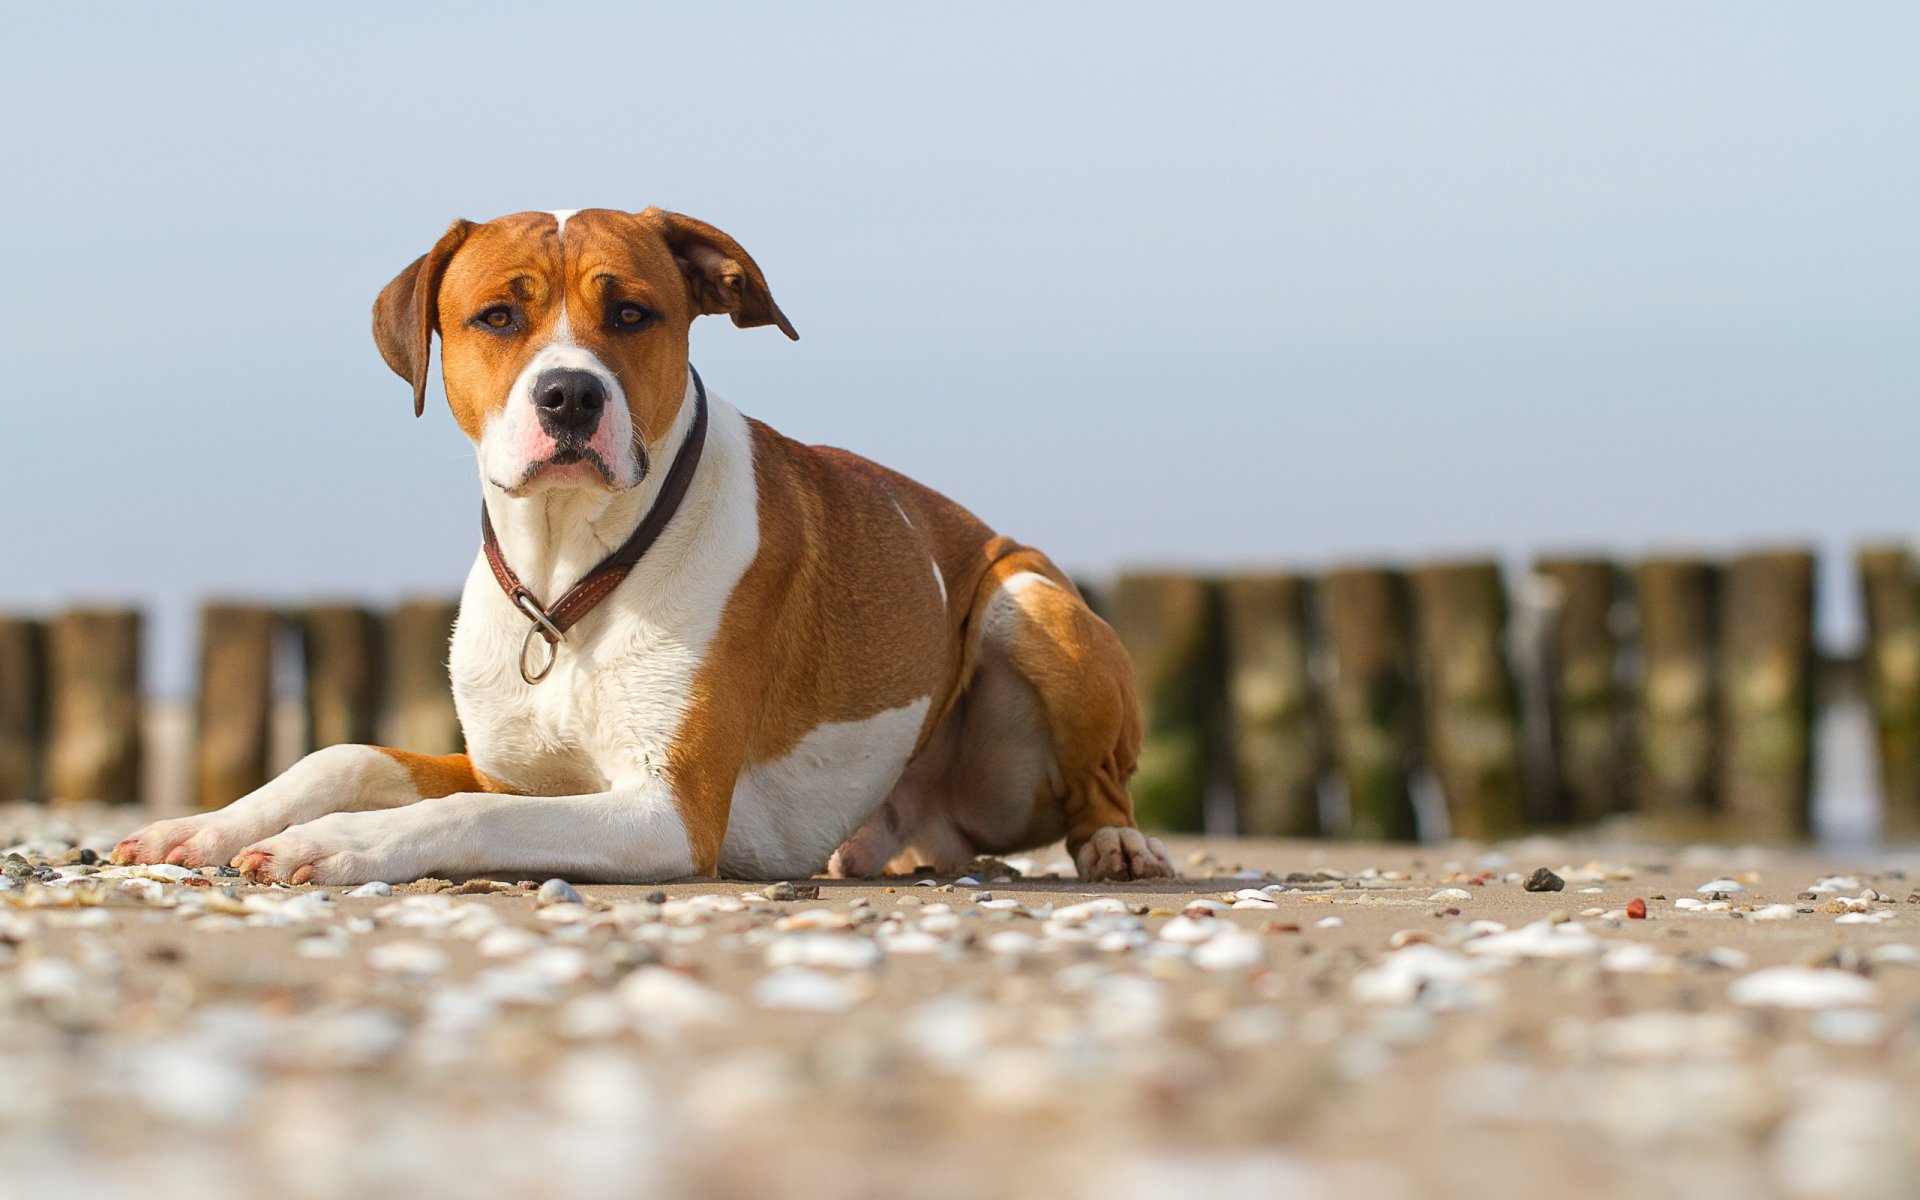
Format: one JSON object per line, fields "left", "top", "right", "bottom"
{"left": 301, "top": 605, "right": 384, "bottom": 751}
{"left": 1319, "top": 567, "right": 1419, "bottom": 841}
{"left": 1112, "top": 573, "right": 1221, "bottom": 833}
{"left": 1534, "top": 558, "right": 1626, "bottom": 825}
{"left": 46, "top": 608, "right": 143, "bottom": 805}
{"left": 1719, "top": 549, "right": 1816, "bottom": 841}
{"left": 1633, "top": 557, "right": 1719, "bottom": 826}
{"left": 1859, "top": 545, "right": 1920, "bottom": 838}
{"left": 1410, "top": 560, "right": 1530, "bottom": 840}
{"left": 388, "top": 599, "right": 464, "bottom": 755}
{"left": 0, "top": 618, "right": 46, "bottom": 803}
{"left": 1219, "top": 573, "right": 1322, "bottom": 837}
{"left": 193, "top": 603, "right": 277, "bottom": 811}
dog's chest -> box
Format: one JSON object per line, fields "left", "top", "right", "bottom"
{"left": 451, "top": 594, "right": 717, "bottom": 796}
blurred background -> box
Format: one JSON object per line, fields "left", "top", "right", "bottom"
{"left": 1, "top": 2, "right": 1915, "bottom": 843}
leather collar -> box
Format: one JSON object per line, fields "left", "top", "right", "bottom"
{"left": 482, "top": 365, "right": 710, "bottom": 683}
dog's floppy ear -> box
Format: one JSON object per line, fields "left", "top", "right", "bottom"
{"left": 372, "top": 219, "right": 474, "bottom": 417}
{"left": 641, "top": 208, "right": 798, "bottom": 340}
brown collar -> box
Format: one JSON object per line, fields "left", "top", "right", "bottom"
{"left": 482, "top": 365, "right": 710, "bottom": 683}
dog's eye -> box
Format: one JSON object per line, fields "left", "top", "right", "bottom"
{"left": 475, "top": 305, "right": 516, "bottom": 331}
{"left": 609, "top": 302, "right": 653, "bottom": 330}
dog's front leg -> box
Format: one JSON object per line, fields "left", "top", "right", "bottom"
{"left": 113, "top": 746, "right": 486, "bottom": 869}
{"left": 232, "top": 776, "right": 725, "bottom": 885}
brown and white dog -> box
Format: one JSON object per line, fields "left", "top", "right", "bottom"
{"left": 113, "top": 208, "right": 1174, "bottom": 885}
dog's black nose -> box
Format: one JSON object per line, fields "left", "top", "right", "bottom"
{"left": 533, "top": 368, "right": 608, "bottom": 438}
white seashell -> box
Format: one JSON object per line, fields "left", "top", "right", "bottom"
{"left": 1807, "top": 876, "right": 1862, "bottom": 894}
{"left": 1465, "top": 921, "right": 1600, "bottom": 960}
{"left": 1728, "top": 967, "right": 1879, "bottom": 1009}
{"left": 1158, "top": 915, "right": 1221, "bottom": 943}
{"left": 477, "top": 926, "right": 544, "bottom": 958}
{"left": 1428, "top": 888, "right": 1473, "bottom": 903}
{"left": 1351, "top": 944, "right": 1482, "bottom": 1006}
{"left": 1314, "top": 916, "right": 1345, "bottom": 929}
{"left": 750, "top": 967, "right": 862, "bottom": 1012}
{"left": 1599, "top": 943, "right": 1673, "bottom": 974}
{"left": 1191, "top": 933, "right": 1265, "bottom": 971}
{"left": 366, "top": 940, "right": 449, "bottom": 975}
{"left": 346, "top": 881, "right": 392, "bottom": 898}
{"left": 876, "top": 930, "right": 945, "bottom": 955}
{"left": 619, "top": 966, "right": 737, "bottom": 1027}
{"left": 1049, "top": 898, "right": 1132, "bottom": 922}
{"left": 1695, "top": 879, "right": 1746, "bottom": 894}
{"left": 983, "top": 931, "right": 1038, "bottom": 956}
{"left": 765, "top": 934, "right": 883, "bottom": 970}
{"left": 1750, "top": 904, "right": 1798, "bottom": 921}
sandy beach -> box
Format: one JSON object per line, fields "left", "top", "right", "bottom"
{"left": 3, "top": 804, "right": 1917, "bottom": 1200}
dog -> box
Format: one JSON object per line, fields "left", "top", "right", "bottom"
{"left": 114, "top": 208, "right": 1174, "bottom": 884}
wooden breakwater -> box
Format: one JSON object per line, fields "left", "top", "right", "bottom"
{"left": 0, "top": 542, "right": 1910, "bottom": 844}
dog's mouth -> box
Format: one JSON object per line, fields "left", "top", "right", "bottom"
{"left": 504, "top": 447, "right": 619, "bottom": 494}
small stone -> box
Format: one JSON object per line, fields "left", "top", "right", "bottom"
{"left": 1626, "top": 898, "right": 1647, "bottom": 920}
{"left": 1523, "top": 868, "right": 1565, "bottom": 893}
{"left": 346, "top": 881, "right": 393, "bottom": 898}
{"left": 537, "top": 878, "right": 584, "bottom": 906}
{"left": 644, "top": 891, "right": 667, "bottom": 904}
{"left": 763, "top": 881, "right": 799, "bottom": 902}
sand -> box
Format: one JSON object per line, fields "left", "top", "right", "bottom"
{"left": 3, "top": 803, "right": 1918, "bottom": 1200}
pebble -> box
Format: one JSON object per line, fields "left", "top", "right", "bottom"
{"left": 1522, "top": 868, "right": 1565, "bottom": 893}
{"left": 537, "top": 878, "right": 585, "bottom": 906}
{"left": 1626, "top": 898, "right": 1647, "bottom": 919}
{"left": 762, "top": 881, "right": 799, "bottom": 901}
{"left": 346, "top": 881, "right": 393, "bottom": 898}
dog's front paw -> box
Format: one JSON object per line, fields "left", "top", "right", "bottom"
{"left": 233, "top": 813, "right": 399, "bottom": 885}
{"left": 114, "top": 814, "right": 265, "bottom": 869}
{"left": 1074, "top": 827, "right": 1175, "bottom": 882}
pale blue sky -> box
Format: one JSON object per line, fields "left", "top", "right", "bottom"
{"left": 3, "top": 2, "right": 1915, "bottom": 688}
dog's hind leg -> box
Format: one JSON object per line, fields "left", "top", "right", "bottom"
{"left": 965, "top": 552, "right": 1174, "bottom": 883}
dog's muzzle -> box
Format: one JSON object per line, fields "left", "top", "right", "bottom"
{"left": 533, "top": 367, "right": 609, "bottom": 444}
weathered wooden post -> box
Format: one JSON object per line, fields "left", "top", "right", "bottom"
{"left": 1719, "top": 549, "right": 1816, "bottom": 841}
{"left": 301, "top": 605, "right": 384, "bottom": 751}
{"left": 1113, "top": 573, "right": 1221, "bottom": 833}
{"left": 193, "top": 603, "right": 277, "bottom": 811}
{"left": 1319, "top": 567, "right": 1419, "bottom": 841}
{"left": 1534, "top": 557, "right": 1626, "bottom": 825}
{"left": 46, "top": 608, "right": 143, "bottom": 805}
{"left": 1220, "top": 573, "right": 1322, "bottom": 837}
{"left": 388, "top": 599, "right": 464, "bottom": 755}
{"left": 1410, "top": 560, "right": 1529, "bottom": 840}
{"left": 0, "top": 618, "right": 46, "bottom": 803}
{"left": 1633, "top": 556, "right": 1719, "bottom": 826}
{"left": 1859, "top": 545, "right": 1920, "bottom": 838}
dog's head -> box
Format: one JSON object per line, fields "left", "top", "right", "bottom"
{"left": 373, "top": 209, "right": 796, "bottom": 495}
